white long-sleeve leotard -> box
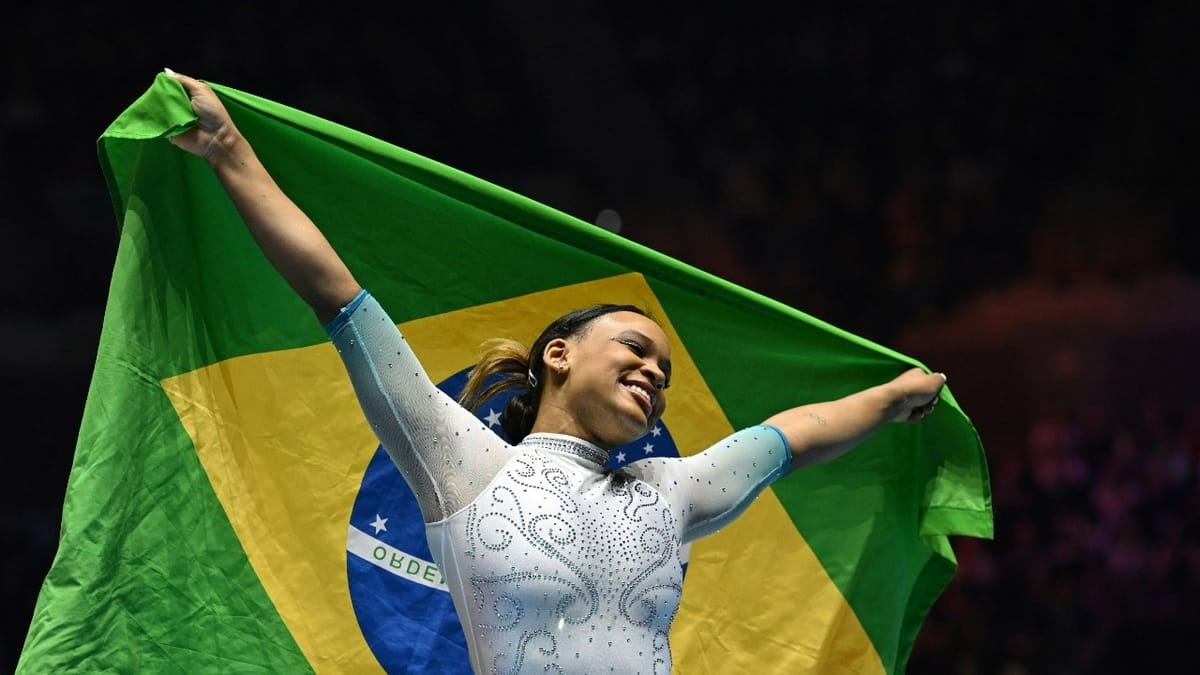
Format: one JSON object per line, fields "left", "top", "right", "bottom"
{"left": 327, "top": 290, "right": 791, "bottom": 675}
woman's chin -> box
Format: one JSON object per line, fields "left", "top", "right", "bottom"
{"left": 589, "top": 403, "right": 654, "bottom": 448}
{"left": 609, "top": 419, "right": 652, "bottom": 447}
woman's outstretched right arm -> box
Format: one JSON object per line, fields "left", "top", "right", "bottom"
{"left": 165, "top": 69, "right": 360, "bottom": 323}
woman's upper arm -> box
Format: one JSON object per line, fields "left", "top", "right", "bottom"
{"left": 631, "top": 425, "right": 791, "bottom": 542}
{"left": 326, "top": 291, "right": 513, "bottom": 521}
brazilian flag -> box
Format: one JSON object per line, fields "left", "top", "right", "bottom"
{"left": 18, "top": 73, "right": 992, "bottom": 674}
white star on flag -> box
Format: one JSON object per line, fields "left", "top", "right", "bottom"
{"left": 650, "top": 425, "right": 662, "bottom": 437}
{"left": 615, "top": 451, "right": 626, "bottom": 463}
{"left": 643, "top": 442, "right": 655, "bottom": 455}
{"left": 483, "top": 408, "right": 502, "bottom": 428}
{"left": 370, "top": 514, "right": 388, "bottom": 534}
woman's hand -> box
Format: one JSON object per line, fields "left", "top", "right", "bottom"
{"left": 164, "top": 69, "right": 238, "bottom": 163}
{"left": 888, "top": 367, "right": 947, "bottom": 423}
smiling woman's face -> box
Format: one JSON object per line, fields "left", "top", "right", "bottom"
{"left": 544, "top": 311, "right": 672, "bottom": 449}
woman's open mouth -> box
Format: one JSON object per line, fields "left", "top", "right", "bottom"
{"left": 621, "top": 381, "right": 655, "bottom": 418}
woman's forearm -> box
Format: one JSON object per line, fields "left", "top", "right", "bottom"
{"left": 205, "top": 127, "right": 360, "bottom": 323}
{"left": 765, "top": 367, "right": 945, "bottom": 471}
{"left": 765, "top": 384, "right": 899, "bottom": 470}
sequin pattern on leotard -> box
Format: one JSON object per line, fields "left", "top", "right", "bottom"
{"left": 437, "top": 437, "right": 681, "bottom": 674}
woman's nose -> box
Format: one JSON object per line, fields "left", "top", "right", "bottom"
{"left": 642, "top": 363, "right": 666, "bottom": 390}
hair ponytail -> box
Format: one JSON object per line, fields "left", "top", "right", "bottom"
{"left": 459, "top": 338, "right": 531, "bottom": 412}
{"left": 500, "top": 392, "right": 539, "bottom": 445}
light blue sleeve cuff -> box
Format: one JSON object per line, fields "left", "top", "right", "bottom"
{"left": 323, "top": 288, "right": 369, "bottom": 338}
{"left": 757, "top": 423, "right": 793, "bottom": 483}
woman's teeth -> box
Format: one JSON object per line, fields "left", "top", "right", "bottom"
{"left": 623, "top": 383, "right": 653, "bottom": 411}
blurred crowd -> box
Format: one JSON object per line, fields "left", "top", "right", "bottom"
{"left": 5, "top": 1, "right": 1197, "bottom": 672}
{"left": 912, "top": 391, "right": 1200, "bottom": 673}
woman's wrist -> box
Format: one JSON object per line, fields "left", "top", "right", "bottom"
{"left": 206, "top": 127, "right": 250, "bottom": 170}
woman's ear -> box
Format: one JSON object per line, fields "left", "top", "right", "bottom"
{"left": 543, "top": 338, "right": 570, "bottom": 373}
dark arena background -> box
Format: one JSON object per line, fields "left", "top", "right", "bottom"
{"left": 5, "top": 2, "right": 1198, "bottom": 673}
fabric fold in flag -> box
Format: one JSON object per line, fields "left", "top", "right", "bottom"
{"left": 19, "top": 73, "right": 992, "bottom": 674}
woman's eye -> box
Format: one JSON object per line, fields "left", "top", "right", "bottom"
{"left": 621, "top": 340, "right": 646, "bottom": 356}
